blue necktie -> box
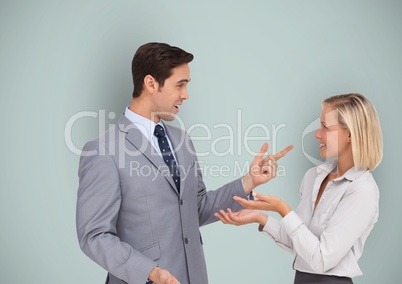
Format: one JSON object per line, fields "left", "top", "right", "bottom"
{"left": 154, "top": 125, "right": 180, "bottom": 192}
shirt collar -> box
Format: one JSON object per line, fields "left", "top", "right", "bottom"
{"left": 124, "top": 106, "right": 164, "bottom": 138}
{"left": 316, "top": 160, "right": 367, "bottom": 181}
{"left": 342, "top": 166, "right": 368, "bottom": 181}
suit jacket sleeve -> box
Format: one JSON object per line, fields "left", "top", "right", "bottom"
{"left": 185, "top": 136, "right": 247, "bottom": 226}
{"left": 76, "top": 140, "right": 156, "bottom": 284}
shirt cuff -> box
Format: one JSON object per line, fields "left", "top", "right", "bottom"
{"left": 259, "top": 215, "right": 281, "bottom": 236}
{"left": 239, "top": 178, "right": 253, "bottom": 200}
{"left": 280, "top": 210, "right": 304, "bottom": 236}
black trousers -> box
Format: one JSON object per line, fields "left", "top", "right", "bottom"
{"left": 294, "top": 271, "right": 353, "bottom": 284}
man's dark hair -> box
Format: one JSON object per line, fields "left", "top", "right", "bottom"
{"left": 131, "top": 42, "right": 194, "bottom": 98}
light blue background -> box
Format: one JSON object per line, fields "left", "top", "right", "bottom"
{"left": 1, "top": 1, "right": 401, "bottom": 283}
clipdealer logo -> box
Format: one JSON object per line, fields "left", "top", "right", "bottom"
{"left": 64, "top": 109, "right": 324, "bottom": 177}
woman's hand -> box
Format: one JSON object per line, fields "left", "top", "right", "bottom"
{"left": 214, "top": 208, "right": 268, "bottom": 227}
{"left": 233, "top": 193, "right": 292, "bottom": 218}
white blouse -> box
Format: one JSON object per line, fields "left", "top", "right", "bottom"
{"left": 260, "top": 160, "right": 379, "bottom": 278}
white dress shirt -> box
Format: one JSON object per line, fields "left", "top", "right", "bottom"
{"left": 260, "top": 160, "right": 379, "bottom": 278}
{"left": 124, "top": 107, "right": 178, "bottom": 161}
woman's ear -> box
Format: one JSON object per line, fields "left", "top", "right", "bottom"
{"left": 144, "top": 75, "right": 159, "bottom": 94}
{"left": 347, "top": 131, "right": 351, "bottom": 142}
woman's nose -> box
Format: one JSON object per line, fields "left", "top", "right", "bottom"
{"left": 314, "top": 128, "right": 321, "bottom": 139}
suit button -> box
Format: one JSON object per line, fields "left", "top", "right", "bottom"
{"left": 180, "top": 199, "right": 184, "bottom": 205}
{"left": 185, "top": 238, "right": 189, "bottom": 244}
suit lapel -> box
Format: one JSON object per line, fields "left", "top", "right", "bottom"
{"left": 117, "top": 115, "right": 179, "bottom": 195}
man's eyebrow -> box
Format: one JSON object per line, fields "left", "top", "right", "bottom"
{"left": 176, "top": 79, "right": 191, "bottom": 84}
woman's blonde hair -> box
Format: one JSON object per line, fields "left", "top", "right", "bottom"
{"left": 322, "top": 93, "right": 383, "bottom": 171}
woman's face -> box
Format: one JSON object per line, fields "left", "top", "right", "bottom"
{"left": 314, "top": 106, "right": 351, "bottom": 160}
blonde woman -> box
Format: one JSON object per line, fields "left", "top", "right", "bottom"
{"left": 216, "top": 93, "right": 383, "bottom": 284}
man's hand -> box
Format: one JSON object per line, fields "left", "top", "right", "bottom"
{"left": 242, "top": 143, "right": 293, "bottom": 194}
{"left": 149, "top": 267, "right": 180, "bottom": 284}
{"left": 214, "top": 208, "right": 268, "bottom": 227}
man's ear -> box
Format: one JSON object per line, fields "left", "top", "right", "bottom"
{"left": 144, "top": 75, "right": 159, "bottom": 94}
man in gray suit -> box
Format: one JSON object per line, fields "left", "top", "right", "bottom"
{"left": 76, "top": 42, "right": 292, "bottom": 284}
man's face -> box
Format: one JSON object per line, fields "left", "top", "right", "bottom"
{"left": 150, "top": 64, "right": 191, "bottom": 122}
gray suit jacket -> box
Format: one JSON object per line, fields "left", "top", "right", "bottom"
{"left": 76, "top": 115, "right": 246, "bottom": 284}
